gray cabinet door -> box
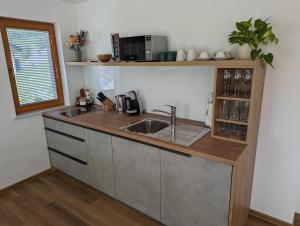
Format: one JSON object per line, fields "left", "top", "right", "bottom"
{"left": 161, "top": 151, "right": 232, "bottom": 226}
{"left": 85, "top": 129, "right": 115, "bottom": 197}
{"left": 112, "top": 137, "right": 161, "bottom": 221}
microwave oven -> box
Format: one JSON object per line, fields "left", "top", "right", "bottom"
{"left": 119, "top": 35, "right": 167, "bottom": 61}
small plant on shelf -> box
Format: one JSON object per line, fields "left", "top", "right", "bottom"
{"left": 228, "top": 18, "right": 279, "bottom": 67}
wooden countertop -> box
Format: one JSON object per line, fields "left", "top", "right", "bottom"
{"left": 43, "top": 106, "right": 246, "bottom": 166}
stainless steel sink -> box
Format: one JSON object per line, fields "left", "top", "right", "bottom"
{"left": 121, "top": 118, "right": 211, "bottom": 147}
{"left": 122, "top": 118, "right": 169, "bottom": 134}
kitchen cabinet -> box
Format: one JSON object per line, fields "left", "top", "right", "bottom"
{"left": 43, "top": 114, "right": 255, "bottom": 226}
{"left": 84, "top": 129, "right": 115, "bottom": 197}
{"left": 112, "top": 137, "right": 161, "bottom": 221}
{"left": 160, "top": 150, "right": 232, "bottom": 226}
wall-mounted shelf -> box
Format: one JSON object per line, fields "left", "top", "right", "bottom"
{"left": 65, "top": 60, "right": 263, "bottom": 68}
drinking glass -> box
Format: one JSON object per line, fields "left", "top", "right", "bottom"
{"left": 229, "top": 100, "right": 240, "bottom": 121}
{"left": 219, "top": 122, "right": 229, "bottom": 136}
{"left": 239, "top": 125, "right": 247, "bottom": 140}
{"left": 239, "top": 101, "right": 250, "bottom": 122}
{"left": 223, "top": 69, "right": 231, "bottom": 96}
{"left": 243, "top": 69, "right": 252, "bottom": 97}
{"left": 230, "top": 124, "right": 240, "bottom": 136}
{"left": 219, "top": 100, "right": 230, "bottom": 119}
{"left": 233, "top": 69, "right": 242, "bottom": 96}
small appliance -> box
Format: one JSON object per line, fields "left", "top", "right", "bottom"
{"left": 119, "top": 35, "right": 167, "bottom": 61}
{"left": 115, "top": 95, "right": 127, "bottom": 112}
{"left": 125, "top": 90, "right": 143, "bottom": 116}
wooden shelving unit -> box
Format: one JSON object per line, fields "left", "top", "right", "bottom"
{"left": 211, "top": 65, "right": 266, "bottom": 144}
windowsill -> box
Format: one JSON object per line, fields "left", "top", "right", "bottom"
{"left": 14, "top": 105, "right": 68, "bottom": 120}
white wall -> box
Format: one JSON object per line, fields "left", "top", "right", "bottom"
{"left": 75, "top": 0, "right": 300, "bottom": 223}
{"left": 0, "top": 0, "right": 81, "bottom": 189}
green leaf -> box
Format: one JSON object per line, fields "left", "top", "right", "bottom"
{"left": 250, "top": 49, "right": 262, "bottom": 60}
{"left": 236, "top": 18, "right": 252, "bottom": 32}
{"left": 254, "top": 19, "right": 269, "bottom": 33}
{"left": 263, "top": 53, "right": 274, "bottom": 66}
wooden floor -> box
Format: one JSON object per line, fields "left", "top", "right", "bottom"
{"left": 0, "top": 170, "right": 275, "bottom": 226}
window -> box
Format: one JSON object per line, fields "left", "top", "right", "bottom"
{"left": 0, "top": 17, "right": 64, "bottom": 114}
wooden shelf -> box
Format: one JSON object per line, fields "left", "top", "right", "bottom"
{"left": 212, "top": 133, "right": 247, "bottom": 144}
{"left": 216, "top": 96, "right": 250, "bottom": 101}
{"left": 215, "top": 118, "right": 248, "bottom": 125}
{"left": 65, "top": 60, "right": 262, "bottom": 68}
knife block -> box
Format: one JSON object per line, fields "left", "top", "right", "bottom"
{"left": 102, "top": 98, "right": 114, "bottom": 111}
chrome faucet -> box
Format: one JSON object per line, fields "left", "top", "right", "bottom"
{"left": 152, "top": 105, "right": 176, "bottom": 142}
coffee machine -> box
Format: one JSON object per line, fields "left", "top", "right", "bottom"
{"left": 125, "top": 90, "right": 143, "bottom": 116}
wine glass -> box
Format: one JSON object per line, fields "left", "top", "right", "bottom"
{"left": 223, "top": 69, "right": 231, "bottom": 96}
{"left": 243, "top": 69, "right": 252, "bottom": 97}
{"left": 229, "top": 100, "right": 240, "bottom": 121}
{"left": 239, "top": 101, "right": 250, "bottom": 122}
{"left": 239, "top": 125, "right": 247, "bottom": 140}
{"left": 233, "top": 69, "right": 242, "bottom": 96}
{"left": 219, "top": 122, "right": 229, "bottom": 136}
{"left": 219, "top": 100, "right": 230, "bottom": 119}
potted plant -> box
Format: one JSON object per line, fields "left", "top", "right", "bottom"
{"left": 228, "top": 18, "right": 279, "bottom": 67}
{"left": 67, "top": 30, "right": 88, "bottom": 62}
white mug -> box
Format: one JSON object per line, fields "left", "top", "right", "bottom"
{"left": 215, "top": 51, "right": 227, "bottom": 59}
{"left": 186, "top": 49, "right": 197, "bottom": 61}
{"left": 176, "top": 50, "right": 187, "bottom": 61}
{"left": 198, "top": 51, "right": 211, "bottom": 60}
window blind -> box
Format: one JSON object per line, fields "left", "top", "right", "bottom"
{"left": 6, "top": 28, "right": 57, "bottom": 106}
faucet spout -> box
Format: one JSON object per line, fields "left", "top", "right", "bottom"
{"left": 152, "top": 105, "right": 176, "bottom": 142}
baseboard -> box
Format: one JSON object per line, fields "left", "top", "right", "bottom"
{"left": 0, "top": 168, "right": 54, "bottom": 193}
{"left": 293, "top": 213, "right": 300, "bottom": 226}
{"left": 249, "top": 209, "right": 292, "bottom": 226}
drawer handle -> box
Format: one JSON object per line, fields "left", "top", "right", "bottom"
{"left": 48, "top": 147, "right": 87, "bottom": 165}
{"left": 45, "top": 127, "right": 85, "bottom": 142}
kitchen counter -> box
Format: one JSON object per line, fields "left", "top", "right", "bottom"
{"left": 42, "top": 106, "right": 246, "bottom": 165}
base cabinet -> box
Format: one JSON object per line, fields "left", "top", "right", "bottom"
{"left": 112, "top": 137, "right": 161, "bottom": 221}
{"left": 84, "top": 129, "right": 115, "bottom": 197}
{"left": 44, "top": 118, "right": 235, "bottom": 226}
{"left": 161, "top": 151, "right": 232, "bottom": 226}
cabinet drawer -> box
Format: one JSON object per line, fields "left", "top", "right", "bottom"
{"left": 46, "top": 130, "right": 87, "bottom": 162}
{"left": 43, "top": 117, "right": 84, "bottom": 139}
{"left": 49, "top": 150, "right": 89, "bottom": 184}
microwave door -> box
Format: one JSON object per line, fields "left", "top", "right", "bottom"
{"left": 129, "top": 36, "right": 145, "bottom": 61}
{"left": 120, "top": 37, "right": 130, "bottom": 61}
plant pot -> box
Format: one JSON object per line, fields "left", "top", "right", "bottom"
{"left": 72, "top": 49, "right": 82, "bottom": 62}
{"left": 238, "top": 44, "right": 251, "bottom": 59}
